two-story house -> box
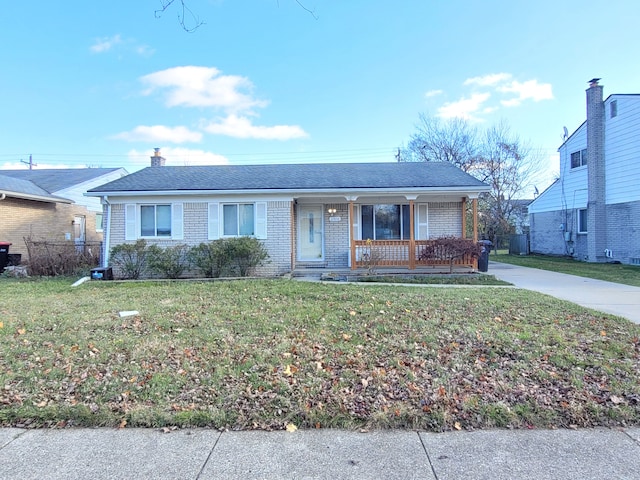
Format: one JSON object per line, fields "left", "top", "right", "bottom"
{"left": 528, "top": 79, "right": 640, "bottom": 265}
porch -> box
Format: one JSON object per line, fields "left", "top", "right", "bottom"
{"left": 351, "top": 239, "right": 477, "bottom": 270}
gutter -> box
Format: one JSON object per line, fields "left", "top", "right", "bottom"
{"left": 103, "top": 196, "right": 111, "bottom": 268}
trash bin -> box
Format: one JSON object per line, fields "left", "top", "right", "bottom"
{"left": 477, "top": 240, "right": 492, "bottom": 272}
{"left": 0, "top": 242, "right": 11, "bottom": 272}
{"left": 90, "top": 266, "right": 113, "bottom": 280}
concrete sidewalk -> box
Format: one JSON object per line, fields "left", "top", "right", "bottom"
{"left": 489, "top": 261, "right": 640, "bottom": 324}
{"left": 2, "top": 427, "right": 640, "bottom": 479}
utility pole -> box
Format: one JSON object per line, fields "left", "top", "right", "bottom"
{"left": 20, "top": 154, "right": 37, "bottom": 170}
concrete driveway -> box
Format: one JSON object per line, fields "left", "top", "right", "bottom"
{"left": 489, "top": 261, "right": 640, "bottom": 324}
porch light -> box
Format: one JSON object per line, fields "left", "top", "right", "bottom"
{"left": 327, "top": 208, "right": 337, "bottom": 214}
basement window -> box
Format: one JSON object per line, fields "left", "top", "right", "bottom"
{"left": 578, "top": 209, "right": 588, "bottom": 234}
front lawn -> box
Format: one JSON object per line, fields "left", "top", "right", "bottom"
{"left": 1, "top": 278, "right": 639, "bottom": 431}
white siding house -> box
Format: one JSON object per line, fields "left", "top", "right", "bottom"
{"left": 528, "top": 80, "right": 640, "bottom": 265}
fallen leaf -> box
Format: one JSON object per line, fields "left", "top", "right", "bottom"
{"left": 285, "top": 423, "right": 298, "bottom": 432}
{"left": 17, "top": 328, "right": 26, "bottom": 335}
{"left": 610, "top": 395, "right": 624, "bottom": 405}
{"left": 600, "top": 330, "right": 607, "bottom": 336}
{"left": 0, "top": 322, "right": 3, "bottom": 329}
{"left": 283, "top": 364, "right": 298, "bottom": 376}
{"left": 454, "top": 422, "right": 462, "bottom": 430}
{"left": 342, "top": 333, "right": 352, "bottom": 341}
{"left": 349, "top": 311, "right": 356, "bottom": 316}
{"left": 118, "top": 419, "right": 127, "bottom": 429}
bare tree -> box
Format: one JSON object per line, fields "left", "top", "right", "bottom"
{"left": 401, "top": 114, "right": 480, "bottom": 172}
{"left": 475, "top": 122, "right": 541, "bottom": 241}
{"left": 402, "top": 115, "right": 544, "bottom": 241}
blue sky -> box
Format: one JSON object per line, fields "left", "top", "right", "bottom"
{"left": 2, "top": 0, "right": 639, "bottom": 191}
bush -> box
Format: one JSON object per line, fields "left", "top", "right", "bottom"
{"left": 188, "top": 240, "right": 231, "bottom": 278}
{"left": 147, "top": 244, "right": 191, "bottom": 279}
{"left": 419, "top": 236, "right": 482, "bottom": 273}
{"left": 109, "top": 240, "right": 149, "bottom": 279}
{"left": 189, "top": 237, "right": 269, "bottom": 278}
{"left": 227, "top": 236, "right": 269, "bottom": 277}
{"left": 23, "top": 236, "right": 101, "bottom": 276}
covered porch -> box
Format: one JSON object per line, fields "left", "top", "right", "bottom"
{"left": 292, "top": 195, "right": 481, "bottom": 272}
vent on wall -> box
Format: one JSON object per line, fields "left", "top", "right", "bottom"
{"left": 630, "top": 258, "right": 640, "bottom": 266}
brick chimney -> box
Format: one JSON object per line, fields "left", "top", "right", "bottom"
{"left": 586, "top": 78, "right": 607, "bottom": 262}
{"left": 150, "top": 147, "right": 166, "bottom": 167}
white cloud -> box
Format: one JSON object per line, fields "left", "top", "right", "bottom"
{"left": 437, "top": 93, "right": 491, "bottom": 121}
{"left": 112, "top": 125, "right": 202, "bottom": 143}
{"left": 127, "top": 148, "right": 229, "bottom": 167}
{"left": 464, "top": 73, "right": 512, "bottom": 87}
{"left": 202, "top": 115, "right": 309, "bottom": 140}
{"left": 424, "top": 89, "right": 443, "bottom": 98}
{"left": 90, "top": 34, "right": 153, "bottom": 56}
{"left": 90, "top": 34, "right": 122, "bottom": 53}
{"left": 141, "top": 66, "right": 267, "bottom": 113}
{"left": 498, "top": 79, "right": 554, "bottom": 107}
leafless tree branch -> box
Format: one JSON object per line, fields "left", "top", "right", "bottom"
{"left": 155, "top": 0, "right": 204, "bottom": 32}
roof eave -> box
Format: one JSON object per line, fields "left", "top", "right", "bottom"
{"left": 1, "top": 190, "right": 74, "bottom": 204}
{"left": 86, "top": 185, "right": 491, "bottom": 198}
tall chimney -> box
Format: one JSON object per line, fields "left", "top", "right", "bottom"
{"left": 150, "top": 147, "right": 166, "bottom": 167}
{"left": 586, "top": 78, "right": 606, "bottom": 262}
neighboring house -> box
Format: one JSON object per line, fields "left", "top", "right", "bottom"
{"left": 509, "top": 199, "right": 533, "bottom": 235}
{"left": 0, "top": 168, "right": 128, "bottom": 259}
{"left": 87, "top": 152, "right": 489, "bottom": 276}
{"left": 528, "top": 79, "right": 640, "bottom": 265}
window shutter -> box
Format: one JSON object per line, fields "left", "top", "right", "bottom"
{"left": 255, "top": 202, "right": 267, "bottom": 239}
{"left": 208, "top": 203, "right": 219, "bottom": 240}
{"left": 416, "top": 204, "right": 429, "bottom": 239}
{"left": 125, "top": 204, "right": 137, "bottom": 240}
{"left": 172, "top": 203, "right": 184, "bottom": 240}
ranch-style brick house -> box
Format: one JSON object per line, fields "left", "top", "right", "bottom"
{"left": 87, "top": 152, "right": 490, "bottom": 276}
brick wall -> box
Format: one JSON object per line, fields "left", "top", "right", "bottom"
{"left": 0, "top": 197, "right": 102, "bottom": 258}
{"left": 324, "top": 203, "right": 349, "bottom": 268}
{"left": 428, "top": 202, "right": 463, "bottom": 238}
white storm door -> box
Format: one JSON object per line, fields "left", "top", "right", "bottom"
{"left": 298, "top": 205, "right": 324, "bottom": 261}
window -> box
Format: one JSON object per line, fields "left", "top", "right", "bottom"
{"left": 141, "top": 205, "right": 171, "bottom": 237}
{"left": 223, "top": 203, "right": 255, "bottom": 236}
{"left": 360, "top": 204, "right": 411, "bottom": 240}
{"left": 610, "top": 100, "right": 617, "bottom": 118}
{"left": 578, "top": 208, "right": 588, "bottom": 233}
{"left": 96, "top": 213, "right": 103, "bottom": 233}
{"left": 570, "top": 149, "right": 587, "bottom": 168}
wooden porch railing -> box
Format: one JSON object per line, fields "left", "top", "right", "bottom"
{"left": 353, "top": 239, "right": 476, "bottom": 269}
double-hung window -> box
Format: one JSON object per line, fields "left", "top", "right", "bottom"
{"left": 141, "top": 205, "right": 172, "bottom": 237}
{"left": 124, "top": 203, "right": 183, "bottom": 240}
{"left": 223, "top": 204, "right": 255, "bottom": 236}
{"left": 208, "top": 202, "right": 267, "bottom": 240}
{"left": 570, "top": 149, "right": 587, "bottom": 169}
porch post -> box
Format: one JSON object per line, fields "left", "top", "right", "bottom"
{"left": 409, "top": 200, "right": 415, "bottom": 270}
{"left": 472, "top": 198, "right": 478, "bottom": 242}
{"left": 291, "top": 200, "right": 296, "bottom": 271}
{"left": 461, "top": 197, "right": 467, "bottom": 239}
{"left": 349, "top": 200, "right": 356, "bottom": 270}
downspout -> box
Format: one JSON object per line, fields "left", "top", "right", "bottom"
{"left": 103, "top": 196, "right": 111, "bottom": 268}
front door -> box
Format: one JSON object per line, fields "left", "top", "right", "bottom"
{"left": 298, "top": 205, "right": 324, "bottom": 261}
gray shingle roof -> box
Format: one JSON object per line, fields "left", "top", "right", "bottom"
{"left": 0, "top": 168, "right": 121, "bottom": 193}
{"left": 0, "top": 174, "right": 72, "bottom": 203}
{"left": 88, "top": 162, "right": 488, "bottom": 193}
